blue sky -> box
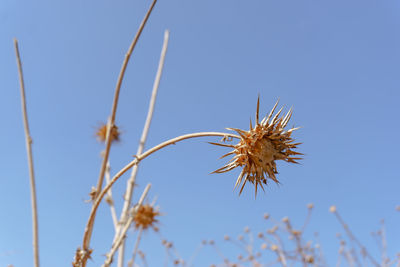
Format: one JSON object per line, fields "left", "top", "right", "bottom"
{"left": 1, "top": 0, "right": 400, "bottom": 266}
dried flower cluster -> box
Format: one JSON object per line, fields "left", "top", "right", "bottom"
{"left": 213, "top": 98, "right": 302, "bottom": 195}
{"left": 133, "top": 204, "right": 160, "bottom": 230}
{"left": 96, "top": 123, "right": 120, "bottom": 143}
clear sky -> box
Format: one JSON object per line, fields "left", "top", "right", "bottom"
{"left": 1, "top": 0, "right": 399, "bottom": 266}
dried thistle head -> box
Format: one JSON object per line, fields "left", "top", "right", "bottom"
{"left": 133, "top": 204, "right": 160, "bottom": 230}
{"left": 212, "top": 97, "right": 302, "bottom": 196}
{"left": 96, "top": 123, "right": 120, "bottom": 143}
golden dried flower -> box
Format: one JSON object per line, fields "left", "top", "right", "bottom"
{"left": 212, "top": 97, "right": 302, "bottom": 195}
{"left": 133, "top": 204, "right": 160, "bottom": 230}
{"left": 96, "top": 123, "right": 120, "bottom": 143}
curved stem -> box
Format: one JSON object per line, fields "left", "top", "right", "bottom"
{"left": 117, "top": 29, "right": 169, "bottom": 267}
{"left": 94, "top": 0, "right": 158, "bottom": 201}
{"left": 103, "top": 184, "right": 151, "bottom": 267}
{"left": 77, "top": 131, "right": 239, "bottom": 266}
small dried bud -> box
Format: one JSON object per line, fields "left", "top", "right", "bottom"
{"left": 257, "top": 232, "right": 264, "bottom": 238}
{"left": 306, "top": 255, "right": 314, "bottom": 263}
{"left": 244, "top": 226, "right": 250, "bottom": 233}
{"left": 261, "top": 243, "right": 268, "bottom": 250}
{"left": 238, "top": 235, "right": 244, "bottom": 241}
{"left": 329, "top": 205, "right": 337, "bottom": 213}
{"left": 209, "top": 240, "right": 215, "bottom": 245}
{"left": 307, "top": 203, "right": 314, "bottom": 209}
{"left": 224, "top": 235, "right": 230, "bottom": 241}
{"left": 270, "top": 244, "right": 278, "bottom": 251}
{"left": 96, "top": 123, "right": 120, "bottom": 143}
{"left": 282, "top": 217, "right": 289, "bottom": 223}
{"left": 89, "top": 187, "right": 97, "bottom": 201}
{"left": 396, "top": 205, "right": 400, "bottom": 211}
{"left": 292, "top": 230, "right": 301, "bottom": 236}
{"left": 133, "top": 204, "right": 160, "bottom": 230}
{"left": 105, "top": 195, "right": 114, "bottom": 206}
{"left": 263, "top": 213, "right": 270, "bottom": 220}
{"left": 267, "top": 225, "right": 278, "bottom": 234}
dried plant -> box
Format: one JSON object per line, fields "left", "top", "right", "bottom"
{"left": 212, "top": 98, "right": 301, "bottom": 195}
{"left": 133, "top": 204, "right": 160, "bottom": 230}
{"left": 96, "top": 123, "right": 121, "bottom": 143}
{"left": 11, "top": 2, "right": 399, "bottom": 267}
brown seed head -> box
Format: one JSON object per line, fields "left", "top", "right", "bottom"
{"left": 212, "top": 97, "right": 301, "bottom": 196}
{"left": 96, "top": 123, "right": 120, "bottom": 143}
{"left": 133, "top": 204, "right": 160, "bottom": 230}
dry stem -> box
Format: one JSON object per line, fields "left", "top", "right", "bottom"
{"left": 127, "top": 226, "right": 144, "bottom": 267}
{"left": 94, "top": 0, "right": 158, "bottom": 200}
{"left": 117, "top": 29, "right": 170, "bottom": 267}
{"left": 105, "top": 162, "right": 118, "bottom": 229}
{"left": 333, "top": 210, "right": 380, "bottom": 267}
{"left": 75, "top": 132, "right": 239, "bottom": 267}
{"left": 103, "top": 184, "right": 151, "bottom": 267}
{"left": 14, "top": 38, "right": 40, "bottom": 267}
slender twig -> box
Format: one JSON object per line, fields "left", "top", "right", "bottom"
{"left": 105, "top": 162, "right": 118, "bottom": 229}
{"left": 301, "top": 206, "right": 313, "bottom": 233}
{"left": 187, "top": 242, "right": 205, "bottom": 267}
{"left": 117, "top": 29, "right": 170, "bottom": 267}
{"left": 74, "top": 131, "right": 239, "bottom": 267}
{"left": 333, "top": 210, "right": 380, "bottom": 267}
{"left": 284, "top": 220, "right": 307, "bottom": 266}
{"left": 271, "top": 233, "right": 288, "bottom": 267}
{"left": 127, "top": 227, "right": 144, "bottom": 267}
{"left": 380, "top": 220, "right": 388, "bottom": 267}
{"left": 103, "top": 184, "right": 151, "bottom": 267}
{"left": 94, "top": 0, "right": 158, "bottom": 200}
{"left": 14, "top": 38, "right": 40, "bottom": 267}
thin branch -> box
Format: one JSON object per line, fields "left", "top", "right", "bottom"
{"left": 94, "top": 0, "right": 158, "bottom": 200}
{"left": 105, "top": 162, "right": 118, "bottom": 229}
{"left": 74, "top": 131, "right": 239, "bottom": 267}
{"left": 14, "top": 38, "right": 40, "bottom": 267}
{"left": 117, "top": 29, "right": 170, "bottom": 267}
{"left": 103, "top": 184, "right": 151, "bottom": 267}
{"left": 333, "top": 210, "right": 380, "bottom": 267}
{"left": 127, "top": 227, "right": 144, "bottom": 267}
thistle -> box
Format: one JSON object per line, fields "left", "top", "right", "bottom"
{"left": 96, "top": 123, "right": 120, "bottom": 143}
{"left": 133, "top": 204, "right": 160, "bottom": 230}
{"left": 212, "top": 98, "right": 302, "bottom": 196}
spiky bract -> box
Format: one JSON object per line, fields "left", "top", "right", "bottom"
{"left": 212, "top": 98, "right": 302, "bottom": 196}
{"left": 133, "top": 204, "right": 160, "bottom": 230}
{"left": 96, "top": 123, "right": 120, "bottom": 143}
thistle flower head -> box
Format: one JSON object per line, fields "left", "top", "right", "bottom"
{"left": 133, "top": 204, "right": 160, "bottom": 230}
{"left": 96, "top": 123, "right": 120, "bottom": 143}
{"left": 212, "top": 97, "right": 302, "bottom": 196}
